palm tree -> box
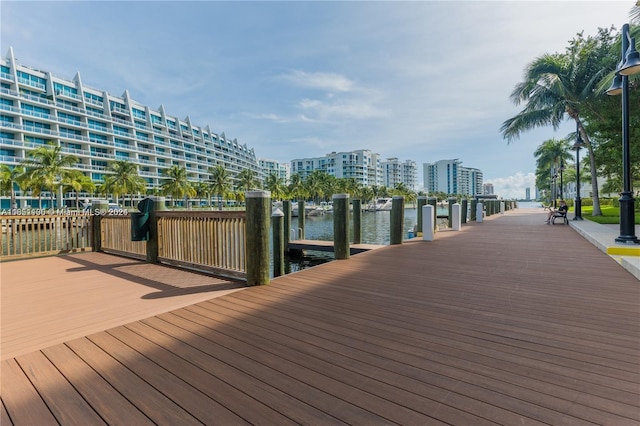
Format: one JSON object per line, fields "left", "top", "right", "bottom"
{"left": 0, "top": 164, "right": 25, "bottom": 209}
{"left": 264, "top": 172, "right": 286, "bottom": 201}
{"left": 161, "top": 165, "right": 195, "bottom": 207}
{"left": 193, "top": 181, "right": 211, "bottom": 208}
{"left": 237, "top": 168, "right": 259, "bottom": 193}
{"left": 105, "top": 160, "right": 146, "bottom": 206}
{"left": 22, "top": 143, "right": 78, "bottom": 208}
{"left": 534, "top": 138, "right": 572, "bottom": 205}
{"left": 63, "top": 170, "right": 96, "bottom": 209}
{"left": 209, "top": 164, "right": 231, "bottom": 210}
{"left": 500, "top": 38, "right": 613, "bottom": 216}
{"left": 287, "top": 173, "right": 305, "bottom": 201}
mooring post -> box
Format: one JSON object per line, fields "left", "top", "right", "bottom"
{"left": 283, "top": 200, "right": 291, "bottom": 249}
{"left": 417, "top": 196, "right": 427, "bottom": 236}
{"left": 352, "top": 199, "right": 361, "bottom": 244}
{"left": 470, "top": 199, "right": 477, "bottom": 221}
{"left": 422, "top": 204, "right": 435, "bottom": 241}
{"left": 246, "top": 190, "right": 271, "bottom": 286}
{"left": 390, "top": 196, "right": 404, "bottom": 245}
{"left": 500, "top": 201, "right": 505, "bottom": 214}
{"left": 333, "top": 194, "right": 350, "bottom": 260}
{"left": 476, "top": 201, "right": 484, "bottom": 223}
{"left": 91, "top": 199, "right": 108, "bottom": 252}
{"left": 147, "top": 196, "right": 166, "bottom": 263}
{"left": 452, "top": 203, "right": 461, "bottom": 231}
{"left": 297, "top": 200, "right": 305, "bottom": 240}
{"left": 272, "top": 207, "right": 284, "bottom": 277}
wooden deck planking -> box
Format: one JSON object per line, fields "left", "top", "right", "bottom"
{"left": 1, "top": 209, "right": 639, "bottom": 425}
{"left": 1, "top": 252, "right": 245, "bottom": 360}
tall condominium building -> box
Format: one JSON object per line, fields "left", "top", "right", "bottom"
{"left": 259, "top": 158, "right": 290, "bottom": 182}
{"left": 0, "top": 48, "right": 261, "bottom": 207}
{"left": 483, "top": 183, "right": 494, "bottom": 195}
{"left": 381, "top": 157, "right": 417, "bottom": 190}
{"left": 291, "top": 149, "right": 384, "bottom": 187}
{"left": 423, "top": 159, "right": 483, "bottom": 196}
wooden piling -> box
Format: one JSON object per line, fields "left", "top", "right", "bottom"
{"left": 390, "top": 196, "right": 404, "bottom": 245}
{"left": 147, "top": 196, "right": 166, "bottom": 264}
{"left": 352, "top": 199, "right": 361, "bottom": 244}
{"left": 333, "top": 194, "right": 350, "bottom": 260}
{"left": 91, "top": 200, "right": 108, "bottom": 252}
{"left": 297, "top": 200, "right": 305, "bottom": 240}
{"left": 283, "top": 200, "right": 291, "bottom": 247}
{"left": 246, "top": 191, "right": 271, "bottom": 286}
{"left": 272, "top": 207, "right": 284, "bottom": 277}
{"left": 417, "top": 196, "right": 427, "bottom": 235}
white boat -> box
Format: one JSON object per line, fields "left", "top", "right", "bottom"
{"left": 366, "top": 198, "right": 393, "bottom": 212}
{"left": 291, "top": 204, "right": 325, "bottom": 217}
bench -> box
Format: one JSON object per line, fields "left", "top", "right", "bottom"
{"left": 551, "top": 211, "right": 568, "bottom": 225}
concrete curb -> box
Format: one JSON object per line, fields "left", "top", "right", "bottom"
{"left": 569, "top": 219, "right": 640, "bottom": 280}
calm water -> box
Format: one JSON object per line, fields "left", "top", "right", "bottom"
{"left": 279, "top": 207, "right": 435, "bottom": 275}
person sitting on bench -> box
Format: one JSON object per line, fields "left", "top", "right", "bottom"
{"left": 546, "top": 200, "right": 568, "bottom": 224}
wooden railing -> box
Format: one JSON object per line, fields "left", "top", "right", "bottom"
{"left": 100, "top": 215, "right": 147, "bottom": 259}
{"left": 156, "top": 211, "right": 246, "bottom": 279}
{"left": 1, "top": 212, "right": 92, "bottom": 260}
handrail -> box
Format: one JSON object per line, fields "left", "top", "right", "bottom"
{"left": 156, "top": 210, "right": 246, "bottom": 279}
{"left": 1, "top": 213, "right": 92, "bottom": 260}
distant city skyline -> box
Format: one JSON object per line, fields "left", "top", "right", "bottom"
{"left": 1, "top": 1, "right": 632, "bottom": 199}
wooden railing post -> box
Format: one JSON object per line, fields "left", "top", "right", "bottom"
{"left": 470, "top": 199, "right": 477, "bottom": 221}
{"left": 91, "top": 200, "right": 108, "bottom": 252}
{"left": 390, "top": 196, "right": 404, "bottom": 245}
{"left": 333, "top": 194, "right": 350, "bottom": 260}
{"left": 272, "top": 207, "right": 284, "bottom": 277}
{"left": 246, "top": 190, "right": 271, "bottom": 286}
{"left": 283, "top": 200, "right": 291, "bottom": 248}
{"left": 297, "top": 200, "right": 305, "bottom": 240}
{"left": 147, "top": 196, "right": 166, "bottom": 264}
{"left": 352, "top": 199, "right": 361, "bottom": 244}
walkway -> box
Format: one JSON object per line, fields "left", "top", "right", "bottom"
{"left": 2, "top": 208, "right": 639, "bottom": 425}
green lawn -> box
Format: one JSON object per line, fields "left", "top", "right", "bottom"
{"left": 580, "top": 205, "right": 640, "bottom": 224}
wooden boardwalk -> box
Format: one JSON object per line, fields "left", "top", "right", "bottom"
{"left": 2, "top": 209, "right": 639, "bottom": 425}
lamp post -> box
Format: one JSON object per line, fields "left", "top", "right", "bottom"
{"left": 606, "top": 23, "right": 639, "bottom": 244}
{"left": 551, "top": 169, "right": 558, "bottom": 208}
{"left": 572, "top": 123, "right": 585, "bottom": 220}
{"left": 559, "top": 159, "right": 565, "bottom": 201}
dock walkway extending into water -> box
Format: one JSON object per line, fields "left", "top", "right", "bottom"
{"left": 2, "top": 208, "right": 639, "bottom": 425}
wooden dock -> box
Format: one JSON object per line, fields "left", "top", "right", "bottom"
{"left": 288, "top": 239, "right": 384, "bottom": 254}
{"left": 2, "top": 208, "right": 639, "bottom": 425}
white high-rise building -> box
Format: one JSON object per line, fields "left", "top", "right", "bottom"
{"left": 423, "top": 159, "right": 483, "bottom": 196}
{"left": 381, "top": 157, "right": 417, "bottom": 190}
{"left": 291, "top": 149, "right": 383, "bottom": 187}
{"left": 259, "top": 158, "right": 289, "bottom": 182}
{"left": 0, "top": 47, "right": 261, "bottom": 208}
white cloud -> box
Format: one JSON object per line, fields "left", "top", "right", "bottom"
{"left": 280, "top": 70, "right": 355, "bottom": 93}
{"left": 487, "top": 172, "right": 537, "bottom": 200}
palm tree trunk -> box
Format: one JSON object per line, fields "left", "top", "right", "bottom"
{"left": 578, "top": 121, "right": 602, "bottom": 216}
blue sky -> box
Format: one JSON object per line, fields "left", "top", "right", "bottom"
{"left": 1, "top": 1, "right": 634, "bottom": 198}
